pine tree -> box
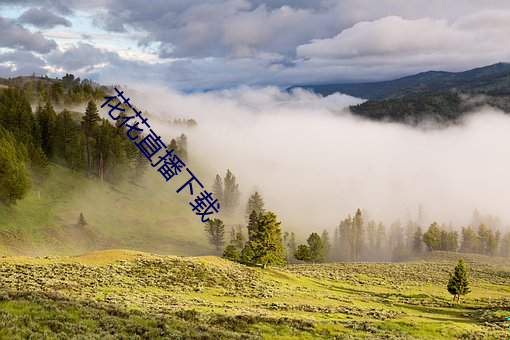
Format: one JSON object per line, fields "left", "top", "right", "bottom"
{"left": 294, "top": 244, "right": 312, "bottom": 262}
{"left": 176, "top": 133, "right": 188, "bottom": 161}
{"left": 81, "top": 101, "right": 100, "bottom": 174}
{"left": 169, "top": 138, "right": 178, "bottom": 154}
{"left": 229, "top": 225, "right": 246, "bottom": 251}
{"left": 283, "top": 231, "right": 297, "bottom": 262}
{"left": 338, "top": 216, "right": 352, "bottom": 261}
{"left": 240, "top": 243, "right": 255, "bottom": 264}
{"left": 366, "top": 220, "right": 377, "bottom": 259}
{"left": 204, "top": 218, "right": 225, "bottom": 251}
{"left": 423, "top": 222, "right": 441, "bottom": 251}
{"left": 78, "top": 212, "right": 87, "bottom": 226}
{"left": 376, "top": 222, "right": 387, "bottom": 259}
{"left": 332, "top": 227, "right": 341, "bottom": 261}
{"left": 247, "top": 210, "right": 259, "bottom": 241}
{"left": 500, "top": 232, "right": 510, "bottom": 258}
{"left": 245, "top": 211, "right": 286, "bottom": 268}
{"left": 460, "top": 226, "right": 478, "bottom": 253}
{"left": 321, "top": 230, "right": 331, "bottom": 262}
{"left": 244, "top": 191, "right": 265, "bottom": 221}
{"left": 412, "top": 226, "right": 423, "bottom": 254}
{"left": 307, "top": 232, "right": 325, "bottom": 263}
{"left": 212, "top": 174, "right": 224, "bottom": 207}
{"left": 36, "top": 102, "right": 57, "bottom": 158}
{"left": 352, "top": 209, "right": 364, "bottom": 261}
{"left": 0, "top": 132, "right": 31, "bottom": 205}
{"left": 223, "top": 169, "right": 240, "bottom": 215}
{"left": 223, "top": 244, "right": 240, "bottom": 262}
{"left": 55, "top": 109, "right": 79, "bottom": 167}
{"left": 447, "top": 259, "right": 471, "bottom": 303}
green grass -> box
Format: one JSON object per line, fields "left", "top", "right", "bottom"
{"left": 0, "top": 250, "right": 508, "bottom": 338}
{"left": 0, "top": 163, "right": 216, "bottom": 256}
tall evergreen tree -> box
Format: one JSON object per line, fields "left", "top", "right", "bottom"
{"left": 212, "top": 174, "right": 224, "bottom": 208}
{"left": 55, "top": 109, "right": 79, "bottom": 166}
{"left": 245, "top": 211, "right": 286, "bottom": 268}
{"left": 412, "top": 226, "right": 423, "bottom": 254}
{"left": 375, "top": 222, "right": 387, "bottom": 258}
{"left": 229, "top": 225, "right": 246, "bottom": 251}
{"left": 176, "top": 133, "right": 188, "bottom": 161}
{"left": 223, "top": 244, "right": 240, "bottom": 262}
{"left": 36, "top": 102, "right": 57, "bottom": 158}
{"left": 388, "top": 220, "right": 404, "bottom": 252}
{"left": 460, "top": 226, "right": 478, "bottom": 253}
{"left": 244, "top": 191, "right": 265, "bottom": 220}
{"left": 338, "top": 216, "right": 352, "bottom": 261}
{"left": 321, "top": 229, "right": 331, "bottom": 262}
{"left": 366, "top": 220, "right": 377, "bottom": 259}
{"left": 240, "top": 243, "right": 255, "bottom": 264}
{"left": 477, "top": 224, "right": 499, "bottom": 255}
{"left": 169, "top": 138, "right": 178, "bottom": 154}
{"left": 500, "top": 232, "right": 510, "bottom": 258}
{"left": 0, "top": 132, "right": 31, "bottom": 205}
{"left": 283, "top": 231, "right": 297, "bottom": 262}
{"left": 247, "top": 210, "right": 259, "bottom": 241}
{"left": 307, "top": 232, "right": 325, "bottom": 263}
{"left": 0, "top": 87, "right": 33, "bottom": 144}
{"left": 204, "top": 218, "right": 225, "bottom": 251}
{"left": 332, "top": 227, "right": 341, "bottom": 261}
{"left": 423, "top": 222, "right": 441, "bottom": 251}
{"left": 294, "top": 244, "right": 312, "bottom": 262}
{"left": 352, "top": 209, "right": 364, "bottom": 261}
{"left": 81, "top": 100, "right": 100, "bottom": 173}
{"left": 223, "top": 169, "right": 240, "bottom": 215}
{"left": 447, "top": 259, "right": 471, "bottom": 303}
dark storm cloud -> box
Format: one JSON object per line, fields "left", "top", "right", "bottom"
{"left": 18, "top": 7, "right": 72, "bottom": 29}
{"left": 0, "top": 16, "right": 57, "bottom": 53}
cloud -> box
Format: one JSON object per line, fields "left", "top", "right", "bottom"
{"left": 297, "top": 16, "right": 461, "bottom": 58}
{"left": 46, "top": 42, "right": 109, "bottom": 72}
{"left": 295, "top": 11, "right": 510, "bottom": 81}
{"left": 85, "top": 3, "right": 510, "bottom": 88}
{"left": 0, "top": 50, "right": 47, "bottom": 76}
{"left": 0, "top": 0, "right": 74, "bottom": 15}
{"left": 18, "top": 7, "right": 72, "bottom": 29}
{"left": 4, "top": 1, "right": 510, "bottom": 88}
{"left": 0, "top": 16, "right": 57, "bottom": 53}
{"left": 93, "top": 0, "right": 344, "bottom": 58}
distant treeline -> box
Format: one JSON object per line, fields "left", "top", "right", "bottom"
{"left": 292, "top": 209, "right": 510, "bottom": 263}
{"left": 0, "top": 73, "right": 109, "bottom": 105}
{"left": 214, "top": 194, "right": 510, "bottom": 265}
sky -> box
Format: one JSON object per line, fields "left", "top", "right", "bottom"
{"left": 1, "top": 0, "right": 510, "bottom": 90}
{"left": 2, "top": 1, "right": 510, "bottom": 231}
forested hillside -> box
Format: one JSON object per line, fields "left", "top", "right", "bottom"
{"left": 0, "top": 75, "right": 209, "bottom": 256}
{"left": 291, "top": 63, "right": 510, "bottom": 124}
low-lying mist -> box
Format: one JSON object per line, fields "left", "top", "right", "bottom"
{"left": 122, "top": 85, "right": 510, "bottom": 232}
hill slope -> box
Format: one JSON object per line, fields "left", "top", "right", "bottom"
{"left": 290, "top": 62, "right": 510, "bottom": 99}
{"left": 0, "top": 250, "right": 508, "bottom": 338}
{"left": 0, "top": 163, "right": 216, "bottom": 256}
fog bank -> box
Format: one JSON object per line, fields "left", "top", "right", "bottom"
{"left": 124, "top": 85, "right": 510, "bottom": 231}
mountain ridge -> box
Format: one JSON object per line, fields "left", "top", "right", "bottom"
{"left": 289, "top": 62, "right": 510, "bottom": 99}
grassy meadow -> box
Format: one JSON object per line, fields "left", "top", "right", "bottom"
{"left": 0, "top": 250, "right": 508, "bottom": 339}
